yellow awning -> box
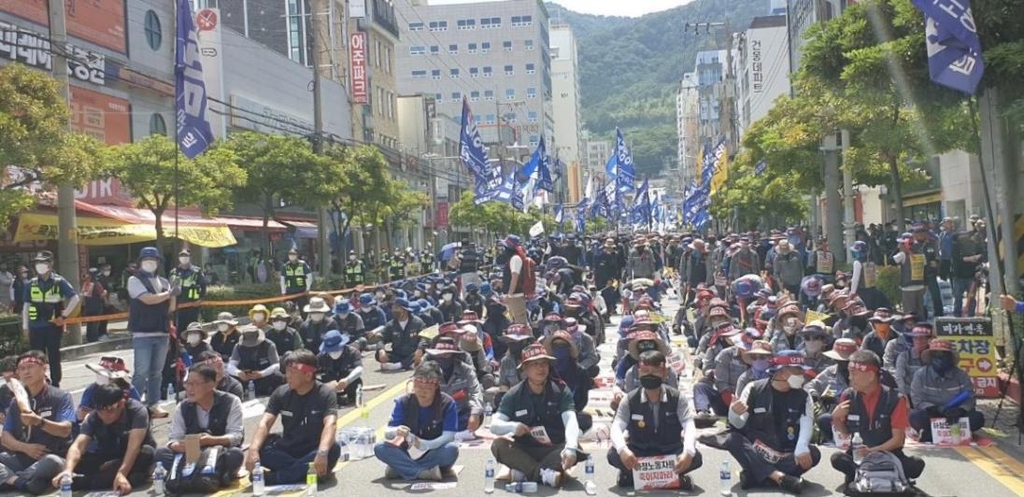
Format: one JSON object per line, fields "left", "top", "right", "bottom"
{"left": 15, "top": 212, "right": 237, "bottom": 248}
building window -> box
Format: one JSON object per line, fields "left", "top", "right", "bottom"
{"left": 505, "top": 88, "right": 515, "bottom": 100}
{"left": 449, "top": 44, "right": 458, "bottom": 54}
{"left": 409, "top": 45, "right": 426, "bottom": 55}
{"left": 485, "top": 114, "right": 496, "bottom": 124}
{"left": 452, "top": 92, "right": 462, "bottom": 100}
{"left": 436, "top": 93, "right": 443, "bottom": 101}
{"left": 144, "top": 10, "right": 162, "bottom": 50}
{"left": 523, "top": 15, "right": 533, "bottom": 25}
{"left": 470, "top": 67, "right": 479, "bottom": 77}
{"left": 481, "top": 18, "right": 491, "bottom": 28}
{"left": 481, "top": 42, "right": 491, "bottom": 53}
{"left": 490, "top": 17, "right": 501, "bottom": 28}
{"left": 511, "top": 15, "right": 522, "bottom": 26}
{"left": 526, "top": 87, "right": 537, "bottom": 99}
{"left": 468, "top": 43, "right": 477, "bottom": 53}
{"left": 409, "top": 22, "right": 424, "bottom": 31}
{"left": 430, "top": 45, "right": 439, "bottom": 55}
{"left": 429, "top": 20, "right": 448, "bottom": 31}
{"left": 528, "top": 111, "right": 538, "bottom": 123}
{"left": 384, "top": 47, "right": 391, "bottom": 73}
{"left": 457, "top": 19, "right": 475, "bottom": 30}
{"left": 149, "top": 113, "right": 166, "bottom": 135}
{"left": 504, "top": 64, "right": 514, "bottom": 76}
{"left": 526, "top": 63, "right": 535, "bottom": 74}
{"left": 412, "top": 70, "right": 427, "bottom": 78}
{"left": 431, "top": 69, "right": 441, "bottom": 79}
{"left": 504, "top": 112, "right": 517, "bottom": 123}
{"left": 483, "top": 66, "right": 493, "bottom": 77}
{"left": 450, "top": 68, "right": 460, "bottom": 78}
{"left": 529, "top": 134, "right": 539, "bottom": 146}
{"left": 471, "top": 91, "right": 480, "bottom": 101}
{"left": 524, "top": 39, "right": 534, "bottom": 51}
{"left": 503, "top": 40, "right": 513, "bottom": 51}
{"left": 484, "top": 90, "right": 494, "bottom": 101}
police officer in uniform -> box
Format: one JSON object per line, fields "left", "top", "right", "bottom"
{"left": 388, "top": 250, "right": 407, "bottom": 282}
{"left": 22, "top": 251, "right": 80, "bottom": 387}
{"left": 344, "top": 251, "right": 366, "bottom": 288}
{"left": 169, "top": 249, "right": 206, "bottom": 335}
{"left": 455, "top": 241, "right": 482, "bottom": 289}
{"left": 280, "top": 248, "right": 313, "bottom": 309}
{"left": 420, "top": 249, "right": 435, "bottom": 275}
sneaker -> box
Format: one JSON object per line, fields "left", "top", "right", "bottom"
{"left": 511, "top": 469, "right": 527, "bottom": 482}
{"left": 384, "top": 466, "right": 400, "bottom": 479}
{"left": 416, "top": 466, "right": 442, "bottom": 481}
{"left": 441, "top": 466, "right": 457, "bottom": 478}
{"left": 694, "top": 411, "right": 717, "bottom": 428}
{"left": 539, "top": 468, "right": 562, "bottom": 488}
{"left": 779, "top": 475, "right": 805, "bottom": 495}
{"left": 678, "top": 474, "right": 694, "bottom": 491}
{"left": 149, "top": 406, "right": 170, "bottom": 419}
{"left": 616, "top": 470, "right": 633, "bottom": 488}
{"left": 381, "top": 362, "right": 403, "bottom": 371}
{"left": 740, "top": 470, "right": 757, "bottom": 490}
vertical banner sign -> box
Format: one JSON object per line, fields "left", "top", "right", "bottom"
{"left": 175, "top": 0, "right": 214, "bottom": 159}
{"left": 935, "top": 317, "right": 999, "bottom": 397}
{"left": 195, "top": 8, "right": 226, "bottom": 138}
{"left": 911, "top": 0, "right": 984, "bottom": 95}
{"left": 349, "top": 32, "right": 369, "bottom": 104}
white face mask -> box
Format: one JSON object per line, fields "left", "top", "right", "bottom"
{"left": 376, "top": 292, "right": 385, "bottom": 300}
{"left": 310, "top": 313, "right": 325, "bottom": 322}
{"left": 35, "top": 264, "right": 49, "bottom": 275}
{"left": 288, "top": 254, "right": 298, "bottom": 262}
{"left": 141, "top": 261, "right": 158, "bottom": 273}
{"left": 783, "top": 324, "right": 797, "bottom": 335}
{"left": 187, "top": 334, "right": 202, "bottom": 345}
{"left": 349, "top": 255, "right": 356, "bottom": 261}
{"left": 252, "top": 313, "right": 266, "bottom": 324}
{"left": 787, "top": 374, "right": 805, "bottom": 389}
{"left": 217, "top": 324, "right": 230, "bottom": 332}
{"left": 804, "top": 340, "right": 823, "bottom": 353}
{"left": 95, "top": 373, "right": 110, "bottom": 386}
{"left": 442, "top": 294, "right": 453, "bottom": 302}
{"left": 329, "top": 351, "right": 344, "bottom": 360}
{"left": 179, "top": 256, "right": 190, "bottom": 265}
{"left": 102, "top": 270, "right": 111, "bottom": 277}
{"left": 272, "top": 321, "right": 287, "bottom": 331}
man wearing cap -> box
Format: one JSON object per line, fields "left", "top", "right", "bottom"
{"left": 22, "top": 250, "right": 80, "bottom": 388}
{"left": 616, "top": 332, "right": 680, "bottom": 401}
{"left": 910, "top": 339, "right": 983, "bottom": 441}
{"left": 894, "top": 324, "right": 932, "bottom": 398}
{"left": 376, "top": 298, "right": 427, "bottom": 371}
{"left": 736, "top": 341, "right": 774, "bottom": 396}
{"left": 344, "top": 251, "right": 367, "bottom": 288}
{"left": 316, "top": 329, "right": 364, "bottom": 406}
{"left": 0, "top": 351, "right": 74, "bottom": 494}
{"left": 299, "top": 298, "right": 333, "bottom": 352}
{"left": 58, "top": 383, "right": 157, "bottom": 493}
{"left": 831, "top": 350, "right": 925, "bottom": 485}
{"left": 128, "top": 246, "right": 178, "bottom": 418}
{"left": 169, "top": 249, "right": 207, "bottom": 336}
{"left": 938, "top": 217, "right": 956, "bottom": 282}
{"left": 727, "top": 240, "right": 762, "bottom": 282}
{"left": 563, "top": 316, "right": 600, "bottom": 378}
{"left": 496, "top": 325, "right": 535, "bottom": 404}
{"left": 424, "top": 337, "right": 484, "bottom": 435}
{"left": 544, "top": 331, "right": 593, "bottom": 433}
{"left": 594, "top": 238, "right": 622, "bottom": 314}
{"left": 861, "top": 308, "right": 899, "bottom": 359}
{"left": 727, "top": 350, "right": 820, "bottom": 494}
{"left": 227, "top": 325, "right": 284, "bottom": 396}
{"left": 181, "top": 322, "right": 214, "bottom": 364}
{"left": 609, "top": 350, "right": 702, "bottom": 490}
{"left": 772, "top": 241, "right": 805, "bottom": 298}
{"left": 196, "top": 351, "right": 244, "bottom": 399}
{"left": 892, "top": 229, "right": 929, "bottom": 319}
{"left": 456, "top": 326, "right": 495, "bottom": 389}
{"left": 266, "top": 307, "right": 303, "bottom": 355}
{"left": 79, "top": 356, "right": 141, "bottom": 422}
{"left": 696, "top": 327, "right": 758, "bottom": 421}
{"left": 210, "top": 312, "right": 241, "bottom": 361}
{"left": 81, "top": 267, "right": 107, "bottom": 343}
{"left": 156, "top": 363, "right": 245, "bottom": 488}
{"left": 806, "top": 339, "right": 858, "bottom": 443}
{"left": 952, "top": 219, "right": 987, "bottom": 317}
{"left": 280, "top": 248, "right": 313, "bottom": 309}
{"left": 374, "top": 362, "right": 460, "bottom": 481}
{"left": 357, "top": 293, "right": 388, "bottom": 345}
{"left": 770, "top": 305, "right": 805, "bottom": 353}
{"left": 490, "top": 343, "right": 582, "bottom": 488}
{"left": 247, "top": 350, "right": 341, "bottom": 485}
{"left": 627, "top": 238, "right": 658, "bottom": 281}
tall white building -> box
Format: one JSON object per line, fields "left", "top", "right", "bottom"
{"left": 735, "top": 15, "right": 790, "bottom": 136}
{"left": 550, "top": 20, "right": 583, "bottom": 202}
{"left": 676, "top": 73, "right": 700, "bottom": 185}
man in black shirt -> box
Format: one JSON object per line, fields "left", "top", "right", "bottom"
{"left": 57, "top": 383, "right": 156, "bottom": 493}
{"left": 246, "top": 349, "right": 342, "bottom": 486}
{"left": 317, "top": 330, "right": 363, "bottom": 405}
{"left": 196, "top": 351, "right": 244, "bottom": 399}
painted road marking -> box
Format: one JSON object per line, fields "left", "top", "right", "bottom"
{"left": 957, "top": 445, "right": 1024, "bottom": 495}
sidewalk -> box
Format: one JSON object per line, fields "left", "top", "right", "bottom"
{"left": 60, "top": 319, "right": 130, "bottom": 360}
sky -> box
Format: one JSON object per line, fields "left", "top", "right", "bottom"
{"left": 430, "top": 0, "right": 695, "bottom": 18}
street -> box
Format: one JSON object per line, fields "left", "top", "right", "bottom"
{"left": 38, "top": 296, "right": 1024, "bottom": 496}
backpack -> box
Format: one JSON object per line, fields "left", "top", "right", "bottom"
{"left": 845, "top": 451, "right": 914, "bottom": 496}
{"left": 519, "top": 256, "right": 537, "bottom": 297}
{"left": 164, "top": 448, "right": 226, "bottom": 495}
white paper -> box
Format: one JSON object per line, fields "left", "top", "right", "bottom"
{"left": 530, "top": 426, "right": 552, "bottom": 445}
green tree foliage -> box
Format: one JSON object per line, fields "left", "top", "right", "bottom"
{"left": 448, "top": 191, "right": 554, "bottom": 237}
{"left": 106, "top": 135, "right": 245, "bottom": 250}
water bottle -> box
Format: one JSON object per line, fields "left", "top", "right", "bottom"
{"left": 59, "top": 472, "right": 72, "bottom": 497}
{"left": 719, "top": 460, "right": 732, "bottom": 496}
{"left": 252, "top": 462, "right": 265, "bottom": 496}
{"left": 852, "top": 432, "right": 866, "bottom": 465}
{"left": 248, "top": 380, "right": 256, "bottom": 401}
{"left": 306, "top": 462, "right": 317, "bottom": 496}
{"left": 484, "top": 401, "right": 493, "bottom": 427}
{"left": 484, "top": 458, "right": 496, "bottom": 494}
{"left": 504, "top": 481, "right": 538, "bottom": 493}
{"left": 356, "top": 384, "right": 365, "bottom": 407}
{"left": 584, "top": 454, "right": 596, "bottom": 495}
{"left": 153, "top": 462, "right": 167, "bottom": 495}
{"left": 166, "top": 383, "right": 175, "bottom": 402}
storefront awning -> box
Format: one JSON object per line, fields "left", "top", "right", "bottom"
{"left": 15, "top": 208, "right": 237, "bottom": 248}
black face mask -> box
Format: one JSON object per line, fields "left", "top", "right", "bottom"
{"left": 435, "top": 356, "right": 455, "bottom": 372}
{"left": 508, "top": 342, "right": 526, "bottom": 358}
{"left": 639, "top": 374, "right": 663, "bottom": 390}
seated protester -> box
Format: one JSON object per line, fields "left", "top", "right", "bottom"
{"left": 0, "top": 351, "right": 74, "bottom": 494}
{"left": 373, "top": 362, "right": 460, "bottom": 481}
{"left": 698, "top": 315, "right": 738, "bottom": 376}
{"left": 245, "top": 349, "right": 342, "bottom": 485}
{"left": 798, "top": 322, "right": 833, "bottom": 374}
{"left": 895, "top": 323, "right": 932, "bottom": 398}
{"left": 805, "top": 338, "right": 858, "bottom": 444}
{"left": 57, "top": 383, "right": 156, "bottom": 493}
{"left": 0, "top": 355, "right": 17, "bottom": 423}
{"left": 375, "top": 298, "right": 427, "bottom": 371}
{"left": 456, "top": 326, "right": 496, "bottom": 389}
{"left": 538, "top": 313, "right": 563, "bottom": 339}
{"left": 357, "top": 293, "right": 388, "bottom": 347}
{"left": 457, "top": 311, "right": 495, "bottom": 361}
{"left": 563, "top": 317, "right": 600, "bottom": 378}
{"left": 181, "top": 322, "right": 214, "bottom": 365}
{"left": 482, "top": 287, "right": 511, "bottom": 360}
{"left": 300, "top": 297, "right": 333, "bottom": 352}
{"left": 840, "top": 300, "right": 872, "bottom": 342}
{"left": 615, "top": 328, "right": 672, "bottom": 389}
{"left": 80, "top": 357, "right": 140, "bottom": 423}
{"left": 226, "top": 325, "right": 285, "bottom": 396}
{"left": 609, "top": 350, "right": 703, "bottom": 490}
{"left": 830, "top": 350, "right": 925, "bottom": 486}
{"left": 726, "top": 350, "right": 821, "bottom": 494}
{"left": 544, "top": 331, "right": 594, "bottom": 433}
{"left": 437, "top": 284, "right": 464, "bottom": 323}
{"left": 910, "top": 339, "right": 984, "bottom": 442}
{"left": 423, "top": 337, "right": 484, "bottom": 436}
{"left": 249, "top": 304, "right": 271, "bottom": 333}
{"left": 195, "top": 351, "right": 244, "bottom": 400}
{"left": 496, "top": 325, "right": 535, "bottom": 407}
{"left": 693, "top": 325, "right": 745, "bottom": 421}
{"left": 611, "top": 316, "right": 636, "bottom": 370}
{"left": 614, "top": 331, "right": 676, "bottom": 408}
{"left": 283, "top": 301, "right": 304, "bottom": 330}
{"left": 415, "top": 300, "right": 444, "bottom": 327}
{"left": 735, "top": 341, "right": 774, "bottom": 396}
{"left": 331, "top": 301, "right": 367, "bottom": 350}
{"left": 861, "top": 308, "right": 899, "bottom": 360}
{"left": 267, "top": 307, "right": 304, "bottom": 356}
{"left": 463, "top": 283, "right": 484, "bottom": 317}
{"left": 490, "top": 343, "right": 583, "bottom": 489}
{"left": 209, "top": 312, "right": 241, "bottom": 361}
{"left": 768, "top": 304, "right": 805, "bottom": 352}
{"left": 155, "top": 364, "right": 245, "bottom": 489}
{"left": 317, "top": 330, "right": 363, "bottom": 406}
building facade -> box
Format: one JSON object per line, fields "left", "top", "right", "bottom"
{"left": 550, "top": 20, "right": 582, "bottom": 202}
{"left": 584, "top": 139, "right": 611, "bottom": 177}
{"left": 676, "top": 73, "right": 700, "bottom": 185}
{"left": 350, "top": 0, "right": 401, "bottom": 148}
{"left": 735, "top": 15, "right": 790, "bottom": 137}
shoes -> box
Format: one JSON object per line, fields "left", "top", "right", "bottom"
{"left": 384, "top": 466, "right": 400, "bottom": 480}
{"left": 539, "top": 468, "right": 562, "bottom": 488}
{"left": 616, "top": 470, "right": 634, "bottom": 488}
{"left": 441, "top": 467, "right": 457, "bottom": 478}
{"left": 779, "top": 475, "right": 805, "bottom": 495}
{"left": 417, "top": 466, "right": 442, "bottom": 481}
{"left": 694, "top": 411, "right": 718, "bottom": 428}
{"left": 149, "top": 406, "right": 170, "bottom": 419}
{"left": 678, "top": 474, "right": 694, "bottom": 491}
{"left": 739, "top": 470, "right": 757, "bottom": 490}
{"left": 381, "top": 362, "right": 403, "bottom": 371}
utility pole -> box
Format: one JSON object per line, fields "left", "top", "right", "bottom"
{"left": 48, "top": 0, "right": 82, "bottom": 344}
{"left": 310, "top": 0, "right": 332, "bottom": 278}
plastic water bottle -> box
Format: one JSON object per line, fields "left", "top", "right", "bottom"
{"left": 59, "top": 472, "right": 72, "bottom": 497}
{"left": 166, "top": 383, "right": 175, "bottom": 402}
{"left": 356, "top": 384, "right": 365, "bottom": 407}
{"left": 306, "top": 462, "right": 317, "bottom": 495}
{"left": 484, "top": 401, "right": 493, "bottom": 427}
{"left": 484, "top": 458, "right": 496, "bottom": 493}
{"left": 153, "top": 462, "right": 167, "bottom": 495}
{"left": 584, "top": 454, "right": 596, "bottom": 495}
{"left": 252, "top": 462, "right": 265, "bottom": 496}
{"left": 504, "top": 481, "right": 538, "bottom": 493}
{"left": 852, "top": 432, "right": 866, "bottom": 465}
{"left": 719, "top": 460, "right": 732, "bottom": 495}
{"left": 247, "top": 380, "right": 256, "bottom": 401}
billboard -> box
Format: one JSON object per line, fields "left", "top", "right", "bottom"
{"left": 69, "top": 85, "right": 131, "bottom": 144}
{"left": 349, "top": 32, "right": 368, "bottom": 104}
{"left": 0, "top": 0, "right": 126, "bottom": 53}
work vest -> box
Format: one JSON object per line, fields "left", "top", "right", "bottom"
{"left": 843, "top": 386, "right": 902, "bottom": 448}
{"left": 399, "top": 392, "right": 455, "bottom": 448}
{"left": 128, "top": 275, "right": 170, "bottom": 334}
{"left": 421, "top": 253, "right": 434, "bottom": 266}
{"left": 284, "top": 262, "right": 308, "bottom": 291}
{"left": 237, "top": 341, "right": 273, "bottom": 371}
{"left": 182, "top": 391, "right": 237, "bottom": 446}
{"left": 27, "top": 275, "right": 65, "bottom": 323}
{"left": 741, "top": 379, "right": 808, "bottom": 453}
{"left": 899, "top": 244, "right": 926, "bottom": 287}
{"left": 504, "top": 379, "right": 568, "bottom": 448}
{"left": 861, "top": 261, "right": 878, "bottom": 288}
{"left": 345, "top": 263, "right": 365, "bottom": 284}
{"left": 389, "top": 259, "right": 405, "bottom": 279}
{"left": 359, "top": 306, "right": 385, "bottom": 331}
{"left": 334, "top": 313, "right": 362, "bottom": 336}
{"left": 171, "top": 266, "right": 202, "bottom": 301}
{"left": 626, "top": 386, "right": 685, "bottom": 456}
{"left": 815, "top": 251, "right": 834, "bottom": 275}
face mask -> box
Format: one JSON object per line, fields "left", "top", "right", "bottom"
{"left": 187, "top": 334, "right": 201, "bottom": 345}
{"left": 95, "top": 373, "right": 110, "bottom": 386}
{"left": 102, "top": 270, "right": 111, "bottom": 277}
{"left": 435, "top": 356, "right": 454, "bottom": 371}
{"left": 931, "top": 355, "right": 954, "bottom": 374}
{"left": 804, "top": 340, "right": 823, "bottom": 354}
{"left": 639, "top": 374, "right": 663, "bottom": 390}
{"left": 442, "top": 294, "right": 453, "bottom": 302}
{"left": 751, "top": 359, "right": 770, "bottom": 374}
{"left": 376, "top": 292, "right": 385, "bottom": 299}
{"left": 272, "top": 321, "right": 287, "bottom": 331}
{"left": 508, "top": 342, "right": 526, "bottom": 358}
{"left": 35, "top": 264, "right": 49, "bottom": 275}
{"left": 338, "top": 311, "right": 350, "bottom": 319}
{"left": 217, "top": 324, "right": 230, "bottom": 332}
{"left": 289, "top": 255, "right": 298, "bottom": 262}
{"left": 875, "top": 323, "right": 892, "bottom": 336}
{"left": 329, "top": 351, "right": 343, "bottom": 360}
{"left": 179, "top": 257, "right": 190, "bottom": 265}
{"left": 349, "top": 255, "right": 356, "bottom": 261}
{"left": 414, "top": 291, "right": 423, "bottom": 298}
{"left": 141, "top": 261, "right": 158, "bottom": 273}
{"left": 310, "top": 313, "right": 325, "bottom": 322}
{"left": 786, "top": 374, "right": 805, "bottom": 389}
{"left": 252, "top": 313, "right": 266, "bottom": 324}
{"left": 783, "top": 324, "right": 797, "bottom": 335}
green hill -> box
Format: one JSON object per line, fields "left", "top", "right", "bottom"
{"left": 546, "top": 0, "right": 770, "bottom": 178}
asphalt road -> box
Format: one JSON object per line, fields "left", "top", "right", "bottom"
{"left": 37, "top": 296, "right": 1024, "bottom": 497}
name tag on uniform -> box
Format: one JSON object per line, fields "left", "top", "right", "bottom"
{"left": 631, "top": 414, "right": 645, "bottom": 421}
{"left": 39, "top": 409, "right": 52, "bottom": 418}
{"left": 515, "top": 409, "right": 528, "bottom": 417}
{"left": 753, "top": 407, "right": 767, "bottom": 414}
{"left": 848, "top": 415, "right": 860, "bottom": 421}
{"left": 281, "top": 410, "right": 294, "bottom": 417}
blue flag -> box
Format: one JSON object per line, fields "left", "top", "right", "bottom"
{"left": 755, "top": 159, "right": 767, "bottom": 176}
{"left": 554, "top": 203, "right": 564, "bottom": 224}
{"left": 614, "top": 129, "right": 636, "bottom": 189}
{"left": 574, "top": 206, "right": 586, "bottom": 234}
{"left": 632, "top": 178, "right": 652, "bottom": 226}
{"left": 174, "top": 0, "right": 214, "bottom": 159}
{"left": 912, "top": 0, "right": 984, "bottom": 95}
{"left": 460, "top": 99, "right": 492, "bottom": 180}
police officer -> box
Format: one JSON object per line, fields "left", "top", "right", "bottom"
{"left": 388, "top": 250, "right": 406, "bottom": 282}
{"left": 344, "top": 251, "right": 366, "bottom": 288}
{"left": 22, "top": 251, "right": 80, "bottom": 387}
{"left": 420, "top": 249, "right": 435, "bottom": 275}
{"left": 455, "top": 241, "right": 481, "bottom": 289}
{"left": 280, "top": 248, "right": 313, "bottom": 309}
{"left": 169, "top": 249, "right": 206, "bottom": 334}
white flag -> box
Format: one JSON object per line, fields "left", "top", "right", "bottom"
{"left": 529, "top": 221, "right": 545, "bottom": 237}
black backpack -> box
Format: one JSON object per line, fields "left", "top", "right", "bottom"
{"left": 164, "top": 448, "right": 225, "bottom": 495}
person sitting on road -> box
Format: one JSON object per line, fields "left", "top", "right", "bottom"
{"left": 910, "top": 339, "right": 984, "bottom": 442}
{"left": 266, "top": 307, "right": 304, "bottom": 356}
{"left": 57, "top": 383, "right": 157, "bottom": 494}
{"left": 195, "top": 351, "right": 244, "bottom": 399}
{"left": 79, "top": 356, "right": 140, "bottom": 423}
{"left": 495, "top": 324, "right": 535, "bottom": 407}
{"left": 490, "top": 343, "right": 583, "bottom": 489}
{"left": 544, "top": 331, "right": 594, "bottom": 433}
{"left": 155, "top": 363, "right": 245, "bottom": 489}
{"left": 0, "top": 351, "right": 74, "bottom": 494}
{"left": 727, "top": 350, "right": 821, "bottom": 494}
{"left": 456, "top": 325, "right": 496, "bottom": 389}
{"left": 696, "top": 307, "right": 735, "bottom": 371}
{"left": 693, "top": 323, "right": 742, "bottom": 421}
{"left": 563, "top": 317, "right": 600, "bottom": 378}
{"left": 246, "top": 349, "right": 341, "bottom": 486}
{"left": 373, "top": 361, "right": 461, "bottom": 481}
{"left": 861, "top": 308, "right": 899, "bottom": 360}
{"left": 457, "top": 311, "right": 495, "bottom": 361}
{"left": 181, "top": 322, "right": 214, "bottom": 365}
{"left": 227, "top": 324, "right": 284, "bottom": 396}
{"left": 209, "top": 312, "right": 240, "bottom": 361}
{"left": 316, "top": 330, "right": 363, "bottom": 406}
{"left": 768, "top": 304, "right": 805, "bottom": 353}
{"left": 357, "top": 293, "right": 388, "bottom": 349}
{"left": 613, "top": 330, "right": 676, "bottom": 410}
{"left": 609, "top": 350, "right": 703, "bottom": 490}
{"left": 299, "top": 297, "right": 333, "bottom": 352}
{"left": 331, "top": 300, "right": 367, "bottom": 350}
{"left": 375, "top": 298, "right": 427, "bottom": 371}
{"left": 437, "top": 284, "right": 464, "bottom": 323}
{"left": 0, "top": 356, "right": 17, "bottom": 423}
{"left": 894, "top": 323, "right": 932, "bottom": 399}
{"left": 805, "top": 338, "right": 858, "bottom": 444}
{"left": 830, "top": 350, "right": 925, "bottom": 486}
{"left": 248, "top": 304, "right": 271, "bottom": 333}
{"left": 615, "top": 325, "right": 671, "bottom": 389}
{"left": 423, "top": 337, "right": 484, "bottom": 437}
{"left": 735, "top": 340, "right": 774, "bottom": 395}
{"left": 704, "top": 327, "right": 762, "bottom": 420}
{"left": 883, "top": 313, "right": 916, "bottom": 373}
{"left": 797, "top": 321, "right": 833, "bottom": 374}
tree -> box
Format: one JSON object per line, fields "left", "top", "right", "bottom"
{"left": 0, "top": 64, "right": 105, "bottom": 226}
{"left": 106, "top": 135, "right": 245, "bottom": 250}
